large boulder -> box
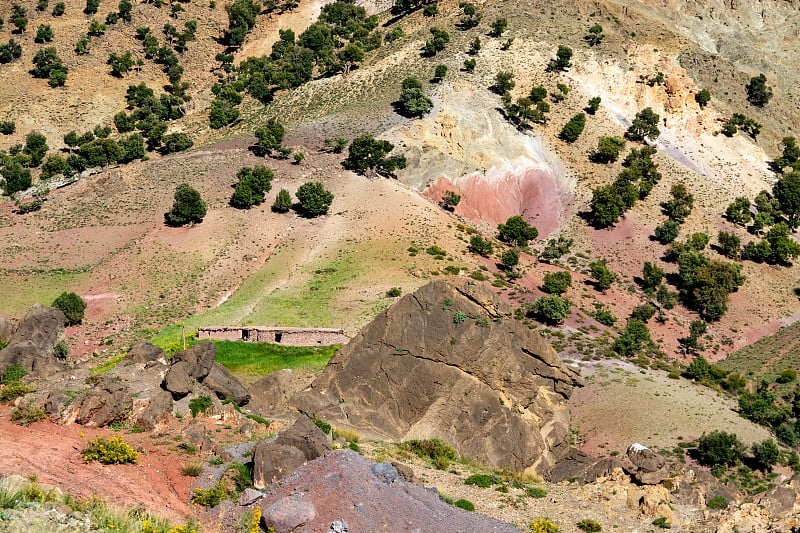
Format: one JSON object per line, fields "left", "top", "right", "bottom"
{"left": 0, "top": 317, "right": 15, "bottom": 343}
{"left": 163, "top": 361, "right": 193, "bottom": 399}
{"left": 203, "top": 363, "right": 250, "bottom": 405}
{"left": 252, "top": 416, "right": 332, "bottom": 489}
{"left": 257, "top": 449, "right": 519, "bottom": 533}
{"left": 127, "top": 341, "right": 165, "bottom": 364}
{"left": 292, "top": 279, "right": 582, "bottom": 475}
{"left": 60, "top": 376, "right": 132, "bottom": 427}
{"left": 0, "top": 304, "right": 67, "bottom": 377}
{"left": 173, "top": 342, "right": 216, "bottom": 380}
{"left": 627, "top": 443, "right": 670, "bottom": 485}
{"left": 135, "top": 390, "right": 175, "bottom": 430}
{"left": 247, "top": 369, "right": 295, "bottom": 420}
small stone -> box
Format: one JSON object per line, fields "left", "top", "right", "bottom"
{"left": 330, "top": 519, "right": 350, "bottom": 533}
{"left": 238, "top": 488, "right": 264, "bottom": 506}
{"left": 369, "top": 462, "right": 398, "bottom": 485}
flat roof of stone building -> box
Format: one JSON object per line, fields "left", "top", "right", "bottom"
{"left": 199, "top": 326, "right": 346, "bottom": 333}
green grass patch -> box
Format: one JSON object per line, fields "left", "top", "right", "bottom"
{"left": 91, "top": 355, "right": 124, "bottom": 375}
{"left": 0, "top": 270, "right": 89, "bottom": 316}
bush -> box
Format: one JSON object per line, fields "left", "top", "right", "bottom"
{"left": 468, "top": 235, "right": 493, "bottom": 257}
{"left": 453, "top": 498, "right": 474, "bottom": 511}
{"left": 592, "top": 136, "right": 625, "bottom": 163}
{"left": 576, "top": 519, "right": 602, "bottom": 532}
{"left": 295, "top": 182, "right": 334, "bottom": 217}
{"left": 11, "top": 404, "right": 47, "bottom": 426}
{"left": 83, "top": 436, "right": 139, "bottom": 464}
{"left": 2, "top": 364, "right": 27, "bottom": 384}
{"left": 560, "top": 113, "right": 586, "bottom": 143}
{"left": 189, "top": 396, "right": 213, "bottom": 417}
{"left": 696, "top": 431, "right": 744, "bottom": 466}
{"left": 386, "top": 287, "right": 402, "bottom": 297}
{"left": 526, "top": 486, "right": 547, "bottom": 498}
{"left": 777, "top": 368, "right": 797, "bottom": 384}
{"left": 750, "top": 439, "right": 779, "bottom": 471}
{"left": 706, "top": 495, "right": 727, "bottom": 510}
{"left": 52, "top": 291, "right": 87, "bottom": 326}
{"left": 191, "top": 481, "right": 227, "bottom": 507}
{"left": 272, "top": 188, "right": 292, "bottom": 213}
{"left": 0, "top": 382, "right": 32, "bottom": 402}
{"left": 527, "top": 295, "right": 571, "bottom": 325}
{"left": 181, "top": 461, "right": 204, "bottom": 477}
{"left": 165, "top": 184, "right": 206, "bottom": 226}
{"left": 653, "top": 220, "right": 680, "bottom": 244}
{"left": 530, "top": 517, "right": 559, "bottom": 533}
{"left": 464, "top": 474, "right": 499, "bottom": 488}
{"left": 652, "top": 517, "right": 670, "bottom": 529}
{"left": 745, "top": 73, "right": 772, "bottom": 107}
{"left": 400, "top": 438, "right": 455, "bottom": 470}
{"left": 542, "top": 271, "right": 572, "bottom": 294}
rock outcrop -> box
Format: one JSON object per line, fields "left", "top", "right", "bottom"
{"left": 256, "top": 449, "right": 519, "bottom": 533}
{"left": 627, "top": 443, "right": 671, "bottom": 485}
{"left": 292, "top": 279, "right": 582, "bottom": 475}
{"left": 0, "top": 304, "right": 67, "bottom": 377}
{"left": 252, "top": 416, "right": 331, "bottom": 489}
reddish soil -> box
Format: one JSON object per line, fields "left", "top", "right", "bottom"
{"left": 0, "top": 404, "right": 196, "bottom": 521}
{"left": 424, "top": 163, "right": 574, "bottom": 238}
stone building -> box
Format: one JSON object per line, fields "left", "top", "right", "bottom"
{"left": 197, "top": 326, "right": 348, "bottom": 346}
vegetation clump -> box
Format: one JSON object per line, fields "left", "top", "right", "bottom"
{"left": 399, "top": 438, "right": 456, "bottom": 470}
{"left": 83, "top": 436, "right": 139, "bottom": 464}
{"left": 52, "top": 291, "right": 86, "bottom": 326}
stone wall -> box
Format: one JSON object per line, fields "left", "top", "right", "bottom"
{"left": 198, "top": 326, "right": 348, "bottom": 346}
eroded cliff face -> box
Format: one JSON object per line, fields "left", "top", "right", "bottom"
{"left": 291, "top": 279, "right": 583, "bottom": 475}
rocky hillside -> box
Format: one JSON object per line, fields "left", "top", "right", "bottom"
{"left": 293, "top": 279, "right": 583, "bottom": 475}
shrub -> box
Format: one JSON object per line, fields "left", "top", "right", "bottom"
{"left": 271, "top": 188, "right": 292, "bottom": 213}
{"left": 181, "top": 461, "right": 204, "bottom": 477}
{"left": 191, "top": 481, "right": 227, "bottom": 507}
{"left": 592, "top": 136, "right": 625, "bottom": 163}
{"left": 530, "top": 517, "right": 559, "bottom": 533}
{"left": 654, "top": 220, "right": 680, "bottom": 244}
{"left": 706, "top": 494, "right": 727, "bottom": 510}
{"left": 468, "top": 235, "right": 494, "bottom": 257}
{"left": 696, "top": 431, "right": 744, "bottom": 466}
{"left": 464, "top": 474, "right": 499, "bottom": 488}
{"left": 777, "top": 368, "right": 797, "bottom": 384}
{"left": 652, "top": 517, "right": 670, "bottom": 529}
{"left": 576, "top": 519, "right": 602, "bottom": 532}
{"left": 295, "top": 181, "right": 334, "bottom": 217}
{"left": 0, "top": 382, "right": 32, "bottom": 402}
{"left": 542, "top": 271, "right": 572, "bottom": 294}
{"left": 189, "top": 396, "right": 213, "bottom": 418}
{"left": 454, "top": 499, "right": 474, "bottom": 511}
{"left": 560, "top": 113, "right": 586, "bottom": 143}
{"left": 386, "top": 287, "right": 402, "bottom": 297}
{"left": 750, "top": 439, "right": 779, "bottom": 471}
{"left": 2, "top": 364, "right": 27, "bottom": 384}
{"left": 52, "top": 291, "right": 87, "bottom": 326}
{"left": 526, "top": 486, "right": 547, "bottom": 498}
{"left": 11, "top": 404, "right": 46, "bottom": 426}
{"left": 745, "top": 73, "right": 772, "bottom": 107}
{"left": 527, "top": 295, "right": 571, "bottom": 325}
{"left": 165, "top": 184, "right": 206, "bottom": 226}
{"left": 82, "top": 436, "right": 139, "bottom": 464}
{"left": 400, "top": 438, "right": 455, "bottom": 470}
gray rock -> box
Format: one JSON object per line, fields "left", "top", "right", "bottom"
{"left": 163, "top": 361, "right": 193, "bottom": 398}
{"left": 273, "top": 416, "right": 332, "bottom": 462}
{"left": 261, "top": 494, "right": 317, "bottom": 533}
{"left": 757, "top": 486, "right": 796, "bottom": 516}
{"left": 292, "top": 279, "right": 582, "bottom": 474}
{"left": 634, "top": 467, "right": 670, "bottom": 485}
{"left": 330, "top": 519, "right": 350, "bottom": 533}
{"left": 0, "top": 316, "right": 15, "bottom": 342}
{"left": 247, "top": 368, "right": 295, "bottom": 419}
{"left": 252, "top": 443, "right": 307, "bottom": 489}
{"left": 582, "top": 458, "right": 623, "bottom": 483}
{"left": 136, "top": 390, "right": 174, "bottom": 430}
{"left": 173, "top": 342, "right": 216, "bottom": 380}
{"left": 0, "top": 304, "right": 67, "bottom": 377}
{"left": 62, "top": 376, "right": 132, "bottom": 427}
{"left": 627, "top": 443, "right": 666, "bottom": 472}
{"left": 127, "top": 341, "right": 165, "bottom": 364}
{"left": 370, "top": 462, "right": 398, "bottom": 485}
{"left": 237, "top": 488, "right": 265, "bottom": 506}
{"left": 202, "top": 363, "right": 250, "bottom": 405}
